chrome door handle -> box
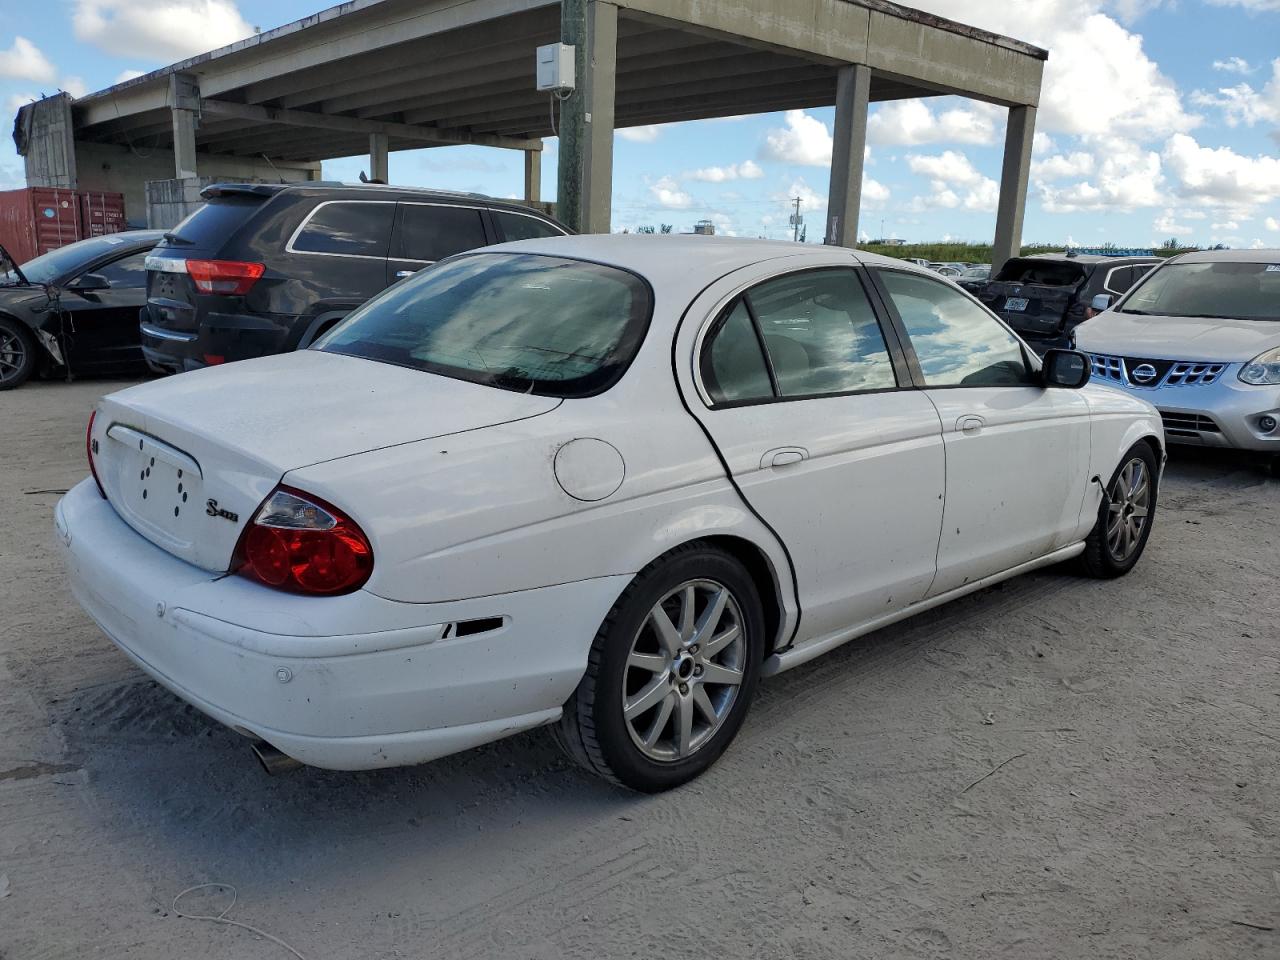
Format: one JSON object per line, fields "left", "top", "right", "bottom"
{"left": 394, "top": 270, "right": 416, "bottom": 279}
{"left": 956, "top": 415, "right": 985, "bottom": 435}
{"left": 761, "top": 446, "right": 809, "bottom": 469}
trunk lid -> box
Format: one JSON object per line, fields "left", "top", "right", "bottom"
{"left": 91, "top": 350, "right": 561, "bottom": 571}
{"left": 983, "top": 257, "right": 1089, "bottom": 338}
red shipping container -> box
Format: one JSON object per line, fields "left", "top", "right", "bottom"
{"left": 78, "top": 191, "right": 127, "bottom": 239}
{"left": 0, "top": 187, "right": 82, "bottom": 265}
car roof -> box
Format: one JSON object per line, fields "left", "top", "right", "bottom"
{"left": 202, "top": 181, "right": 560, "bottom": 219}
{"left": 471, "top": 234, "right": 940, "bottom": 284}
{"left": 1019, "top": 253, "right": 1160, "bottom": 265}
{"left": 1169, "top": 248, "right": 1280, "bottom": 264}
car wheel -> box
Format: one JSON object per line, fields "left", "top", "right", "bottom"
{"left": 1081, "top": 442, "right": 1159, "bottom": 578}
{"left": 554, "top": 542, "right": 765, "bottom": 792}
{"left": 0, "top": 317, "right": 36, "bottom": 390}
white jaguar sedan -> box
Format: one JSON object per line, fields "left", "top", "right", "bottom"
{"left": 58, "top": 236, "right": 1163, "bottom": 792}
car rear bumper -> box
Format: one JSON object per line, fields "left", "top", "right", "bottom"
{"left": 140, "top": 305, "right": 297, "bottom": 371}
{"left": 56, "top": 479, "right": 628, "bottom": 770}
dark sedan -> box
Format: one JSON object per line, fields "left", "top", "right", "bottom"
{"left": 0, "top": 230, "right": 163, "bottom": 390}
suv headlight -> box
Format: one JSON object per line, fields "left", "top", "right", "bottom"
{"left": 1239, "top": 347, "right": 1280, "bottom": 385}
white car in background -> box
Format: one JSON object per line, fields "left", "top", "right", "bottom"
{"left": 58, "top": 236, "right": 1163, "bottom": 792}
{"left": 1074, "top": 249, "right": 1280, "bottom": 476}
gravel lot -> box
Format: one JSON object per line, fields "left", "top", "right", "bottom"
{"left": 2, "top": 376, "right": 1277, "bottom": 960}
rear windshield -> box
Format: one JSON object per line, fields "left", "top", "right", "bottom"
{"left": 316, "top": 252, "right": 653, "bottom": 397}
{"left": 160, "top": 197, "right": 264, "bottom": 248}
{"left": 1119, "top": 260, "right": 1280, "bottom": 321}
{"left": 992, "top": 258, "right": 1087, "bottom": 287}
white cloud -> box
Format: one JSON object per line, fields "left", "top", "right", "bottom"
{"left": 618, "top": 125, "right": 663, "bottom": 143}
{"left": 1212, "top": 219, "right": 1241, "bottom": 231}
{"left": 1153, "top": 210, "right": 1193, "bottom": 236}
{"left": 1267, "top": 217, "right": 1280, "bottom": 231}
{"left": 6, "top": 93, "right": 37, "bottom": 113}
{"left": 1163, "top": 133, "right": 1280, "bottom": 207}
{"left": 867, "top": 100, "right": 998, "bottom": 146}
{"left": 780, "top": 177, "right": 826, "bottom": 214}
{"left": 761, "top": 110, "right": 833, "bottom": 166}
{"left": 61, "top": 76, "right": 88, "bottom": 98}
{"left": 649, "top": 175, "right": 692, "bottom": 209}
{"left": 1205, "top": 0, "right": 1280, "bottom": 9}
{"left": 906, "top": 2, "right": 1198, "bottom": 140}
{"left": 1039, "top": 137, "right": 1166, "bottom": 212}
{"left": 685, "top": 161, "right": 764, "bottom": 183}
{"left": 906, "top": 150, "right": 998, "bottom": 212}
{"left": 1032, "top": 151, "right": 1095, "bottom": 180}
{"left": 1213, "top": 56, "right": 1255, "bottom": 75}
{"left": 114, "top": 68, "right": 146, "bottom": 83}
{"left": 1190, "top": 59, "right": 1280, "bottom": 128}
{"left": 0, "top": 36, "right": 57, "bottom": 84}
{"left": 72, "top": 0, "right": 254, "bottom": 61}
{"left": 907, "top": 150, "right": 986, "bottom": 187}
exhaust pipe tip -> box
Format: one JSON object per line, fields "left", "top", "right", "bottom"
{"left": 250, "top": 740, "right": 304, "bottom": 776}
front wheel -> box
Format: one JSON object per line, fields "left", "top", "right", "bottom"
{"left": 0, "top": 317, "right": 35, "bottom": 390}
{"left": 1081, "top": 442, "right": 1159, "bottom": 578}
{"left": 554, "top": 542, "right": 765, "bottom": 792}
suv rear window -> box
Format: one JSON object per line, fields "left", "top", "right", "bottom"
{"left": 493, "top": 210, "right": 565, "bottom": 242}
{"left": 165, "top": 197, "right": 264, "bottom": 248}
{"left": 992, "top": 258, "right": 1087, "bottom": 287}
{"left": 317, "top": 252, "right": 652, "bottom": 397}
{"left": 291, "top": 201, "right": 394, "bottom": 258}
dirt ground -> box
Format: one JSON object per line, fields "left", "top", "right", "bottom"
{"left": 1, "top": 376, "right": 1277, "bottom": 960}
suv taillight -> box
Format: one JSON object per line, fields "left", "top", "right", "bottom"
{"left": 234, "top": 486, "right": 373, "bottom": 595}
{"left": 86, "top": 410, "right": 106, "bottom": 499}
{"left": 186, "top": 259, "right": 265, "bottom": 295}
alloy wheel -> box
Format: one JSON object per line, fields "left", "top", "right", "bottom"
{"left": 1106, "top": 456, "right": 1151, "bottom": 562}
{"left": 0, "top": 328, "right": 27, "bottom": 385}
{"left": 622, "top": 579, "right": 746, "bottom": 762}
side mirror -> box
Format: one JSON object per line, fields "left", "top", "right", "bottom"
{"left": 68, "top": 273, "right": 110, "bottom": 292}
{"left": 1090, "top": 293, "right": 1113, "bottom": 312}
{"left": 1043, "top": 349, "right": 1091, "bottom": 389}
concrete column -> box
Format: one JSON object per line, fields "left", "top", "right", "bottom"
{"left": 369, "top": 132, "right": 389, "bottom": 182}
{"left": 992, "top": 104, "right": 1037, "bottom": 274}
{"left": 557, "top": 0, "right": 617, "bottom": 233}
{"left": 826, "top": 63, "right": 871, "bottom": 248}
{"left": 524, "top": 147, "right": 541, "bottom": 202}
{"left": 169, "top": 73, "right": 200, "bottom": 179}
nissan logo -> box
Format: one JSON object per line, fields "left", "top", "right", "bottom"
{"left": 1131, "top": 363, "right": 1159, "bottom": 385}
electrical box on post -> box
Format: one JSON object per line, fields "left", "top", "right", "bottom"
{"left": 536, "top": 42, "right": 576, "bottom": 92}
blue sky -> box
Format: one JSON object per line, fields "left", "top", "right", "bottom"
{"left": 1, "top": 0, "right": 1278, "bottom": 247}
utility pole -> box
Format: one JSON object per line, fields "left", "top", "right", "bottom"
{"left": 791, "top": 196, "right": 802, "bottom": 242}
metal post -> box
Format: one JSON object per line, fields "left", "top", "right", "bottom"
{"left": 557, "top": 0, "right": 617, "bottom": 233}
{"left": 169, "top": 73, "right": 200, "bottom": 180}
{"left": 369, "top": 132, "right": 389, "bottom": 182}
{"left": 826, "top": 63, "right": 870, "bottom": 248}
{"left": 524, "top": 146, "right": 542, "bottom": 202}
{"left": 992, "top": 104, "right": 1037, "bottom": 274}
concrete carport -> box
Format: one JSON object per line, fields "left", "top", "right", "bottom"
{"left": 16, "top": 0, "right": 1045, "bottom": 266}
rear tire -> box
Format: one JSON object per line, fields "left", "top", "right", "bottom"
{"left": 554, "top": 542, "right": 765, "bottom": 792}
{"left": 1081, "top": 442, "right": 1159, "bottom": 578}
{"left": 0, "top": 317, "right": 35, "bottom": 390}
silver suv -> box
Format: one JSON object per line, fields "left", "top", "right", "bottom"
{"left": 1073, "top": 249, "right": 1280, "bottom": 475}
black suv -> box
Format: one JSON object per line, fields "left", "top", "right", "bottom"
{"left": 141, "top": 182, "right": 569, "bottom": 371}
{"left": 978, "top": 253, "right": 1160, "bottom": 352}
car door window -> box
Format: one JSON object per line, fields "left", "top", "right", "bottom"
{"left": 93, "top": 250, "right": 149, "bottom": 288}
{"left": 878, "top": 270, "right": 1036, "bottom": 387}
{"left": 748, "top": 269, "right": 897, "bottom": 397}
{"left": 702, "top": 300, "right": 774, "bottom": 404}
{"left": 1103, "top": 266, "right": 1133, "bottom": 295}
{"left": 395, "top": 204, "right": 488, "bottom": 262}
{"left": 291, "top": 201, "right": 394, "bottom": 258}
{"left": 492, "top": 210, "right": 565, "bottom": 242}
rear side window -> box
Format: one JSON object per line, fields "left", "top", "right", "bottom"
{"left": 703, "top": 300, "right": 773, "bottom": 404}
{"left": 394, "top": 204, "right": 488, "bottom": 262}
{"left": 879, "top": 270, "right": 1036, "bottom": 387}
{"left": 291, "top": 201, "right": 394, "bottom": 258}
{"left": 164, "top": 198, "right": 264, "bottom": 248}
{"left": 318, "top": 253, "right": 651, "bottom": 397}
{"left": 493, "top": 210, "right": 565, "bottom": 242}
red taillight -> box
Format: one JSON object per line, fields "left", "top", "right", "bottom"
{"left": 202, "top": 354, "right": 226, "bottom": 365}
{"left": 235, "top": 486, "right": 373, "bottom": 595}
{"left": 186, "top": 259, "right": 265, "bottom": 295}
{"left": 86, "top": 410, "right": 106, "bottom": 499}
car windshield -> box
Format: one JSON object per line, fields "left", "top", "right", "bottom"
{"left": 1119, "top": 260, "right": 1280, "bottom": 321}
{"left": 317, "top": 252, "right": 653, "bottom": 397}
{"left": 2, "top": 236, "right": 136, "bottom": 286}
